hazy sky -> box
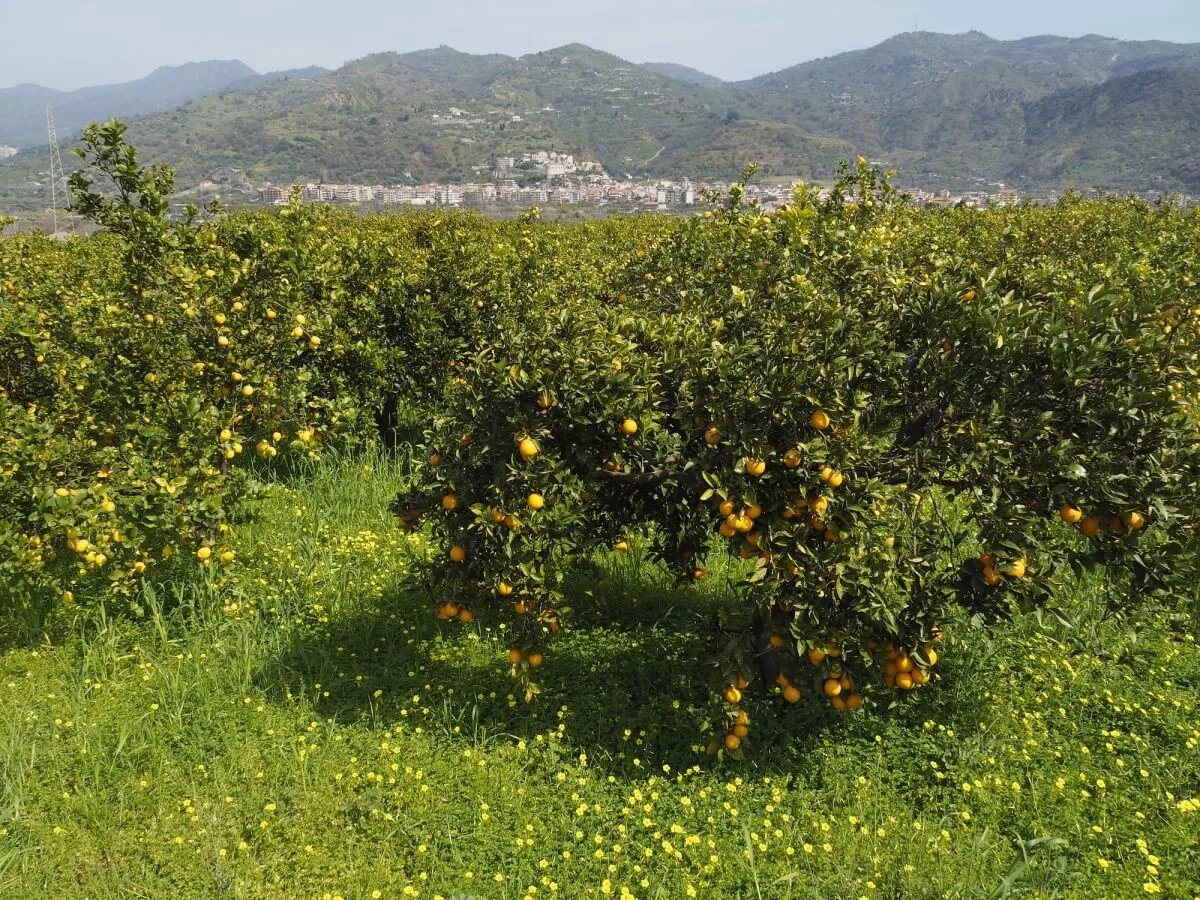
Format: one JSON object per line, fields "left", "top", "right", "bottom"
{"left": 3, "top": 0, "right": 1200, "bottom": 89}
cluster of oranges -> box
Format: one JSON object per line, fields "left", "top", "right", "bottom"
{"left": 722, "top": 674, "right": 753, "bottom": 750}
{"left": 807, "top": 643, "right": 865, "bottom": 709}
{"left": 1059, "top": 503, "right": 1145, "bottom": 537}
{"left": 435, "top": 600, "right": 473, "bottom": 623}
{"left": 506, "top": 647, "right": 545, "bottom": 668}
{"left": 979, "top": 552, "right": 1027, "bottom": 586}
{"left": 878, "top": 642, "right": 937, "bottom": 691}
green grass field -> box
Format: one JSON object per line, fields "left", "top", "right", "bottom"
{"left": 1, "top": 451, "right": 1197, "bottom": 898}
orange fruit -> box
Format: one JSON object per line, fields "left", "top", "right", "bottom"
{"left": 783, "top": 685, "right": 802, "bottom": 703}
{"left": 783, "top": 448, "right": 802, "bottom": 469}
{"left": 745, "top": 457, "right": 766, "bottom": 477}
{"left": 615, "top": 540, "right": 629, "bottom": 554}
{"left": 1123, "top": 511, "right": 1145, "bottom": 530}
{"left": 506, "top": 648, "right": 524, "bottom": 665}
{"left": 719, "top": 499, "right": 735, "bottom": 517}
{"left": 1079, "top": 516, "right": 1100, "bottom": 537}
{"left": 822, "top": 678, "right": 842, "bottom": 697}
{"left": 732, "top": 723, "right": 749, "bottom": 738}
{"left": 810, "top": 410, "right": 830, "bottom": 430}
{"left": 831, "top": 694, "right": 847, "bottom": 710}
{"left": 808, "top": 647, "right": 826, "bottom": 666}
{"left": 621, "top": 418, "right": 639, "bottom": 436}
{"left": 895, "top": 655, "right": 913, "bottom": 674}
{"left": 818, "top": 464, "right": 834, "bottom": 483}
{"left": 490, "top": 507, "right": 506, "bottom": 522}
{"left": 526, "top": 492, "right": 545, "bottom": 510}
{"left": 704, "top": 426, "right": 721, "bottom": 445}
{"left": 846, "top": 693, "right": 863, "bottom": 710}
{"left": 724, "top": 733, "right": 741, "bottom": 751}
{"left": 719, "top": 521, "right": 737, "bottom": 538}
{"left": 810, "top": 496, "right": 829, "bottom": 516}
{"left": 734, "top": 710, "right": 750, "bottom": 726}
{"left": 735, "top": 673, "right": 751, "bottom": 690}
{"left": 923, "top": 647, "right": 939, "bottom": 667}
{"left": 838, "top": 674, "right": 852, "bottom": 691}
{"left": 457, "top": 607, "right": 474, "bottom": 623}
{"left": 912, "top": 667, "right": 930, "bottom": 685}
{"left": 745, "top": 503, "right": 763, "bottom": 520}
{"left": 895, "top": 672, "right": 914, "bottom": 690}
{"left": 429, "top": 454, "right": 442, "bottom": 466}
{"left": 828, "top": 471, "right": 845, "bottom": 488}
{"left": 497, "top": 581, "right": 513, "bottom": 596}
{"left": 724, "top": 686, "right": 742, "bottom": 704}
{"left": 883, "top": 659, "right": 898, "bottom": 677}
{"left": 518, "top": 437, "right": 538, "bottom": 460}
{"left": 1059, "top": 504, "right": 1082, "bottom": 524}
{"left": 1004, "top": 558, "right": 1026, "bottom": 578}
{"left": 441, "top": 494, "right": 458, "bottom": 511}
{"left": 449, "top": 545, "right": 467, "bottom": 562}
{"left": 768, "top": 634, "right": 786, "bottom": 649}
{"left": 733, "top": 515, "right": 754, "bottom": 534}
{"left": 825, "top": 642, "right": 841, "bottom": 658}
{"left": 693, "top": 568, "right": 705, "bottom": 581}
{"left": 527, "top": 651, "right": 544, "bottom": 668}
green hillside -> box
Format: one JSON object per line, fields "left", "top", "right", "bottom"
{"left": 1017, "top": 67, "right": 1200, "bottom": 192}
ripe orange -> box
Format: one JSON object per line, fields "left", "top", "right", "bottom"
{"left": 895, "top": 672, "right": 915, "bottom": 690}
{"left": 808, "top": 647, "right": 826, "bottom": 665}
{"left": 1005, "top": 558, "right": 1027, "bottom": 578}
{"left": 1059, "top": 503, "right": 1083, "bottom": 524}
{"left": 518, "top": 437, "right": 538, "bottom": 460}
{"left": 457, "top": 607, "right": 474, "bottom": 623}
{"left": 768, "top": 634, "right": 786, "bottom": 649}
{"left": 783, "top": 448, "right": 802, "bottom": 469}
{"left": 693, "top": 568, "right": 706, "bottom": 581}
{"left": 912, "top": 667, "right": 930, "bottom": 685}
{"left": 735, "top": 673, "right": 751, "bottom": 690}
{"left": 846, "top": 693, "right": 863, "bottom": 710}
{"left": 724, "top": 686, "right": 742, "bottom": 704}
{"left": 490, "top": 507, "right": 506, "bottom": 522}
{"left": 527, "top": 492, "right": 545, "bottom": 510}
{"left": 615, "top": 540, "right": 630, "bottom": 554}
{"left": 719, "top": 498, "right": 735, "bottom": 517}
{"left": 724, "top": 733, "right": 741, "bottom": 751}
{"left": 621, "top": 418, "right": 639, "bottom": 436}
{"left": 745, "top": 457, "right": 766, "bottom": 477}
{"left": 719, "top": 521, "right": 737, "bottom": 538}
{"left": 449, "top": 545, "right": 467, "bottom": 563}
{"left": 733, "top": 515, "right": 754, "bottom": 533}
{"left": 1079, "top": 516, "right": 1100, "bottom": 537}
{"left": 810, "top": 496, "right": 829, "bottom": 516}
{"left": 734, "top": 710, "right": 750, "bottom": 726}
{"left": 810, "top": 410, "right": 830, "bottom": 430}
{"left": 828, "top": 471, "right": 845, "bottom": 488}
{"left": 732, "top": 723, "right": 749, "bottom": 738}
{"left": 895, "top": 655, "right": 913, "bottom": 674}
{"left": 745, "top": 503, "right": 763, "bottom": 520}
{"left": 783, "top": 685, "right": 801, "bottom": 703}
{"left": 506, "top": 648, "right": 524, "bottom": 665}
{"left": 818, "top": 465, "right": 834, "bottom": 483}
{"left": 1123, "top": 511, "right": 1145, "bottom": 530}
{"left": 704, "top": 426, "right": 721, "bottom": 445}
{"left": 441, "top": 494, "right": 458, "bottom": 511}
{"left": 527, "top": 651, "right": 544, "bottom": 668}
{"left": 497, "top": 581, "right": 513, "bottom": 596}
{"left": 822, "top": 678, "right": 842, "bottom": 697}
{"left": 825, "top": 642, "right": 842, "bottom": 658}
{"left": 831, "top": 694, "right": 847, "bottom": 710}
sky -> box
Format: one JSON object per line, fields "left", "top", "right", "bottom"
{"left": 2, "top": 0, "right": 1200, "bottom": 89}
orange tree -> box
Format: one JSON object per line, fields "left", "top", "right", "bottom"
{"left": 397, "top": 162, "right": 1200, "bottom": 752}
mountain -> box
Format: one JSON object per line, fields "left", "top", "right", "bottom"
{"left": 736, "top": 31, "right": 1200, "bottom": 188}
{"left": 1017, "top": 67, "right": 1200, "bottom": 191}
{"left": 640, "top": 62, "right": 724, "bottom": 87}
{"left": 70, "top": 44, "right": 851, "bottom": 186}
{"left": 5, "top": 33, "right": 1200, "bottom": 202}
{"left": 0, "top": 61, "right": 329, "bottom": 148}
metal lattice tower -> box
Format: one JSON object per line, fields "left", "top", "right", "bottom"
{"left": 46, "top": 104, "right": 74, "bottom": 235}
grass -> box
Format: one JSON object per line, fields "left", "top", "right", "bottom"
{"left": 0, "top": 451, "right": 1198, "bottom": 898}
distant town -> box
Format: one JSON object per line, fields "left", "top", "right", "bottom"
{"left": 242, "top": 150, "right": 1194, "bottom": 213}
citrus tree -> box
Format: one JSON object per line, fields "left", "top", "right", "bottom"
{"left": 396, "top": 162, "right": 1200, "bottom": 753}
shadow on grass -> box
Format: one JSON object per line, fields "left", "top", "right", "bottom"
{"left": 257, "top": 557, "right": 999, "bottom": 781}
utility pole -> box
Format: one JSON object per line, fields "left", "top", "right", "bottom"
{"left": 46, "top": 104, "right": 75, "bottom": 235}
